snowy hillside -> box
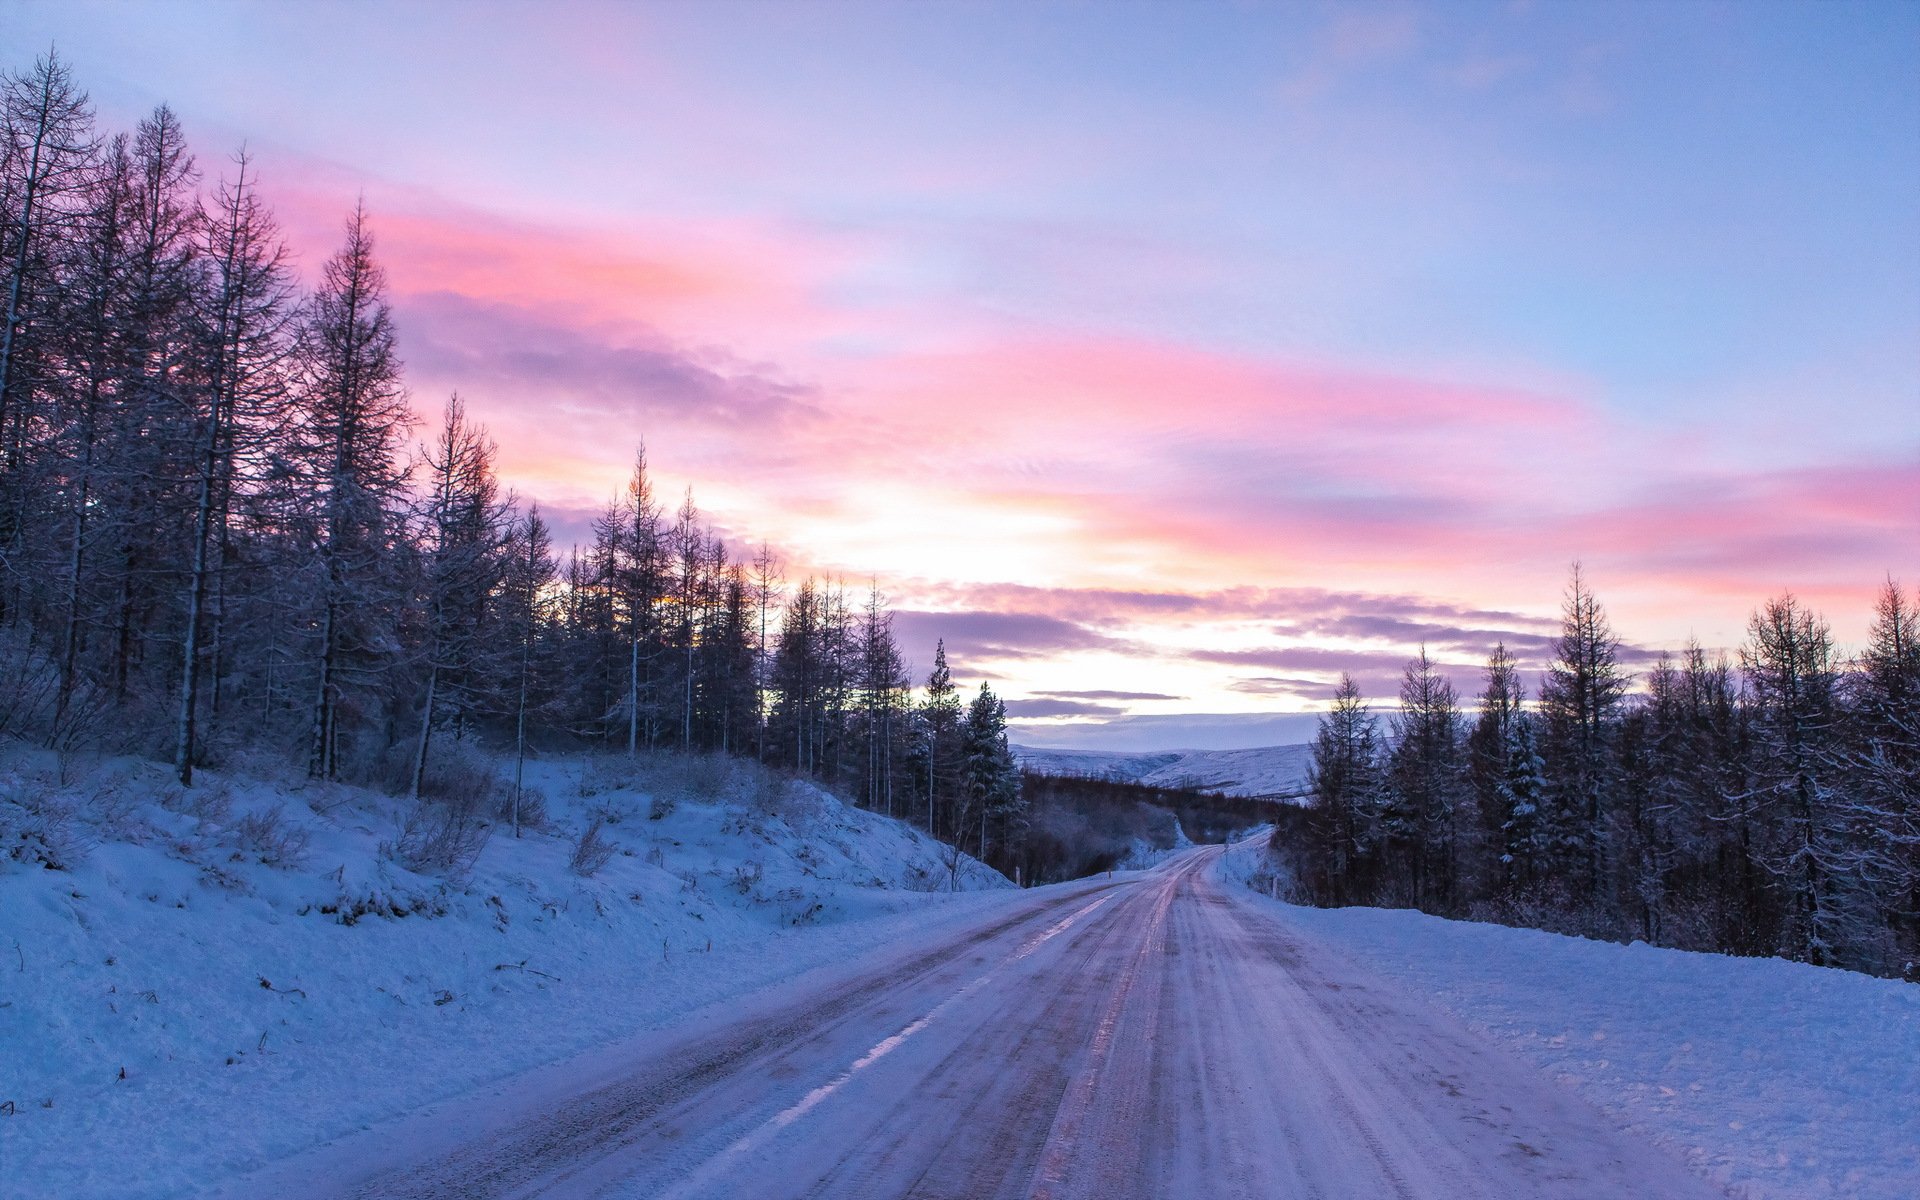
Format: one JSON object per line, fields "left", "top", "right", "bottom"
{"left": 1217, "top": 838, "right": 1920, "bottom": 1200}
{"left": 0, "top": 750, "right": 1011, "bottom": 1200}
{"left": 1015, "top": 742, "right": 1313, "bottom": 798}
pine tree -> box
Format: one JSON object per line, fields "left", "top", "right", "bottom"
{"left": 501, "top": 505, "right": 556, "bottom": 835}
{"left": 1, "top": 51, "right": 97, "bottom": 623}
{"left": 918, "top": 639, "right": 963, "bottom": 838}
{"left": 1299, "top": 674, "right": 1383, "bottom": 904}
{"left": 408, "top": 395, "right": 509, "bottom": 800}
{"left": 1538, "top": 564, "right": 1628, "bottom": 903}
{"left": 962, "top": 681, "right": 1020, "bottom": 866}
{"left": 856, "top": 583, "right": 908, "bottom": 816}
{"left": 1845, "top": 581, "right": 1920, "bottom": 974}
{"left": 1387, "top": 647, "right": 1467, "bottom": 911}
{"left": 173, "top": 148, "right": 295, "bottom": 783}
{"left": 1467, "top": 643, "right": 1524, "bottom": 895}
{"left": 1496, "top": 711, "right": 1548, "bottom": 896}
{"left": 1743, "top": 593, "right": 1848, "bottom": 965}
{"left": 293, "top": 203, "right": 412, "bottom": 780}
{"left": 751, "top": 543, "right": 781, "bottom": 762}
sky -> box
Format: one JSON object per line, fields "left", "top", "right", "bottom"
{"left": 7, "top": 0, "right": 1915, "bottom": 750}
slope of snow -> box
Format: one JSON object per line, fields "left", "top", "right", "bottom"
{"left": 1217, "top": 838, "right": 1920, "bottom": 1200}
{"left": 1015, "top": 743, "right": 1312, "bottom": 798}
{"left": 0, "top": 750, "right": 1012, "bottom": 1200}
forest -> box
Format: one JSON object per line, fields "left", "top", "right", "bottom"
{"left": 0, "top": 52, "right": 1028, "bottom": 874}
{"left": 1013, "top": 771, "right": 1273, "bottom": 885}
{"left": 1273, "top": 567, "right": 1920, "bottom": 979}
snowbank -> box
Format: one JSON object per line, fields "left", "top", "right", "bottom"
{"left": 1218, "top": 838, "right": 1920, "bottom": 1200}
{"left": 0, "top": 750, "right": 1012, "bottom": 1200}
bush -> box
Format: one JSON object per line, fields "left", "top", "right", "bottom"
{"left": 392, "top": 791, "right": 491, "bottom": 881}
{"left": 729, "top": 859, "right": 764, "bottom": 895}
{"left": 229, "top": 805, "right": 312, "bottom": 869}
{"left": 0, "top": 776, "right": 92, "bottom": 870}
{"left": 569, "top": 817, "right": 616, "bottom": 877}
{"left": 751, "top": 774, "right": 822, "bottom": 828}
{"left": 495, "top": 784, "right": 548, "bottom": 833}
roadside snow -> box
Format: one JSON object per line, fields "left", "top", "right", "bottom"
{"left": 0, "top": 751, "right": 1012, "bottom": 1200}
{"left": 1218, "top": 838, "right": 1920, "bottom": 1200}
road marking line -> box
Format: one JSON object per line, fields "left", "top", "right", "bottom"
{"left": 654, "top": 891, "right": 1117, "bottom": 1199}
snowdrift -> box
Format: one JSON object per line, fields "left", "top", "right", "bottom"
{"left": 1217, "top": 837, "right": 1920, "bottom": 1200}
{"left": 0, "top": 749, "right": 1012, "bottom": 1200}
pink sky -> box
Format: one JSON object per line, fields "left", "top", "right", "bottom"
{"left": 14, "top": 1, "right": 1914, "bottom": 745}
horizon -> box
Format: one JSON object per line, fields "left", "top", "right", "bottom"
{"left": 10, "top": 0, "right": 1914, "bottom": 751}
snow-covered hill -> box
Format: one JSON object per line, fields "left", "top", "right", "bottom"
{"left": 0, "top": 749, "right": 1011, "bottom": 1200}
{"left": 1015, "top": 742, "right": 1313, "bottom": 798}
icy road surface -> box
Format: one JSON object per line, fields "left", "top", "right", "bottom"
{"left": 216, "top": 847, "right": 1722, "bottom": 1200}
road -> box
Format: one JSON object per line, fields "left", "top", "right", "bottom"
{"left": 234, "top": 847, "right": 1723, "bottom": 1199}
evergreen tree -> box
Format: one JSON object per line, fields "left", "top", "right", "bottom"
{"left": 1742, "top": 593, "right": 1847, "bottom": 965}
{"left": 408, "top": 395, "right": 509, "bottom": 799}
{"left": 962, "top": 681, "right": 1020, "bottom": 866}
{"left": 1387, "top": 648, "right": 1467, "bottom": 910}
{"left": 1844, "top": 582, "right": 1920, "bottom": 974}
{"left": 1495, "top": 710, "right": 1548, "bottom": 896}
{"left": 1297, "top": 674, "right": 1383, "bottom": 904}
{"left": 501, "top": 505, "right": 556, "bottom": 835}
{"left": 1, "top": 50, "right": 97, "bottom": 625}
{"left": 293, "top": 203, "right": 412, "bottom": 780}
{"left": 173, "top": 148, "right": 295, "bottom": 783}
{"left": 918, "top": 639, "right": 963, "bottom": 839}
{"left": 1466, "top": 643, "right": 1525, "bottom": 894}
{"left": 1538, "top": 565, "right": 1628, "bottom": 899}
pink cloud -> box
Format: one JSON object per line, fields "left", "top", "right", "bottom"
{"left": 251, "top": 162, "right": 1914, "bottom": 671}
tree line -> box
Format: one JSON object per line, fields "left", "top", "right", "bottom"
{"left": 1274, "top": 567, "right": 1919, "bottom": 979}
{"left": 0, "top": 51, "right": 1024, "bottom": 864}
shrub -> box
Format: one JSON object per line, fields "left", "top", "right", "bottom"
{"left": 569, "top": 817, "right": 617, "bottom": 877}
{"left": 230, "top": 805, "right": 312, "bottom": 869}
{"left": 0, "top": 777, "right": 92, "bottom": 870}
{"left": 393, "top": 791, "right": 491, "bottom": 881}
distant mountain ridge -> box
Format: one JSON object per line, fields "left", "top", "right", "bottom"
{"left": 1013, "top": 743, "right": 1313, "bottom": 800}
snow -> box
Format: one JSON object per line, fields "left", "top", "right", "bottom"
{"left": 1217, "top": 837, "right": 1920, "bottom": 1200}
{"left": 0, "top": 750, "right": 1012, "bottom": 1200}
{"left": 193, "top": 848, "right": 1727, "bottom": 1199}
{"left": 1013, "top": 742, "right": 1312, "bottom": 798}
{"left": 7, "top": 750, "right": 1913, "bottom": 1200}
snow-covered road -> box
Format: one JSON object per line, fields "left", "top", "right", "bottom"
{"left": 218, "top": 848, "right": 1722, "bottom": 1199}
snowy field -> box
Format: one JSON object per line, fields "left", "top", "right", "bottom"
{"left": 1219, "top": 838, "right": 1920, "bottom": 1200}
{"left": 0, "top": 751, "right": 1013, "bottom": 1200}
{"left": 1014, "top": 742, "right": 1312, "bottom": 797}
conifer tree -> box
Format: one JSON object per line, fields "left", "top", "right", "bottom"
{"left": 1298, "top": 674, "right": 1383, "bottom": 904}
{"left": 1387, "top": 647, "right": 1467, "bottom": 910}
{"left": 293, "top": 203, "right": 412, "bottom": 780}
{"left": 1538, "top": 565, "right": 1628, "bottom": 895}
{"left": 502, "top": 505, "right": 556, "bottom": 835}
{"left": 408, "top": 395, "right": 509, "bottom": 799}
{"left": 918, "top": 639, "right": 963, "bottom": 838}
{"left": 1743, "top": 593, "right": 1845, "bottom": 964}
{"left": 173, "top": 148, "right": 294, "bottom": 783}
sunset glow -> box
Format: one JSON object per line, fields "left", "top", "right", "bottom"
{"left": 15, "top": 0, "right": 1913, "bottom": 748}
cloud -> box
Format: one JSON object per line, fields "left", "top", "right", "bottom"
{"left": 1228, "top": 675, "right": 1346, "bottom": 700}
{"left": 399, "top": 291, "right": 822, "bottom": 428}
{"left": 252, "top": 144, "right": 1914, "bottom": 725}
{"left": 1003, "top": 698, "right": 1127, "bottom": 719}
{"left": 1034, "top": 689, "right": 1185, "bottom": 702}
{"left": 889, "top": 609, "right": 1140, "bottom": 674}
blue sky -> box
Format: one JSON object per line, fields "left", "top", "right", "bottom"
{"left": 6, "top": 0, "right": 1914, "bottom": 747}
